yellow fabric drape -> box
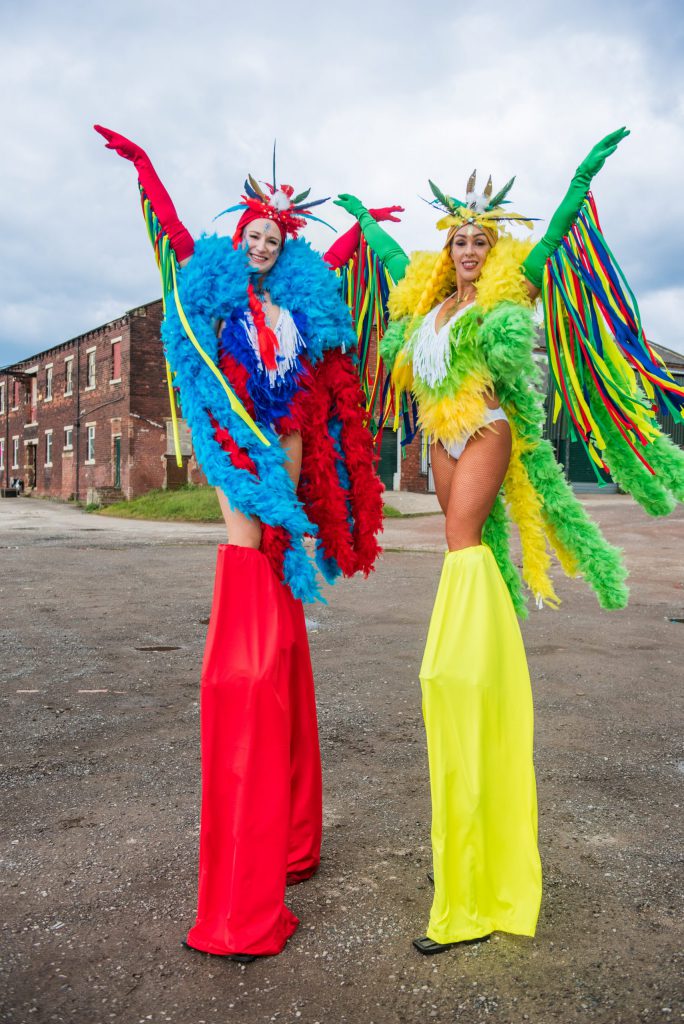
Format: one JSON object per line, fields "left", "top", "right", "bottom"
{"left": 420, "top": 545, "right": 542, "bottom": 943}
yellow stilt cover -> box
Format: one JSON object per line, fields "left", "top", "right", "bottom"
{"left": 420, "top": 545, "right": 542, "bottom": 943}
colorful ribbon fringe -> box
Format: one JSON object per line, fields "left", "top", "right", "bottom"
{"left": 140, "top": 186, "right": 270, "bottom": 468}
{"left": 543, "top": 193, "right": 684, "bottom": 480}
{"left": 338, "top": 237, "right": 418, "bottom": 448}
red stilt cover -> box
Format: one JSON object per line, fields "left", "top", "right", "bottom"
{"left": 186, "top": 545, "right": 321, "bottom": 956}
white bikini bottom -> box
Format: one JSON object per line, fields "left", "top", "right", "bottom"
{"left": 441, "top": 407, "right": 509, "bottom": 461}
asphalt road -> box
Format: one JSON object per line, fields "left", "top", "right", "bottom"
{"left": 1, "top": 495, "right": 682, "bottom": 1024}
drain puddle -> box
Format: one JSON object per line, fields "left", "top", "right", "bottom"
{"left": 135, "top": 645, "right": 182, "bottom": 652}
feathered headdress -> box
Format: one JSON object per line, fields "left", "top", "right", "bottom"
{"left": 425, "top": 171, "right": 538, "bottom": 235}
{"left": 215, "top": 145, "right": 334, "bottom": 242}
{"left": 215, "top": 146, "right": 335, "bottom": 372}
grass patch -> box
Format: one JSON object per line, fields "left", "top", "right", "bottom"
{"left": 97, "top": 485, "right": 405, "bottom": 524}
{"left": 97, "top": 485, "right": 222, "bottom": 522}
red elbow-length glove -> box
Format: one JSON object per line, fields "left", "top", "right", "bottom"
{"left": 323, "top": 205, "right": 404, "bottom": 269}
{"left": 94, "top": 124, "right": 195, "bottom": 263}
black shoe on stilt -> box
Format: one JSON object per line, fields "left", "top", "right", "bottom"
{"left": 412, "top": 934, "right": 491, "bottom": 956}
{"left": 181, "top": 940, "right": 257, "bottom": 964}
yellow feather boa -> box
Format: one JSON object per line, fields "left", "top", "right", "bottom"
{"left": 415, "top": 372, "right": 493, "bottom": 447}
{"left": 388, "top": 237, "right": 534, "bottom": 319}
{"left": 503, "top": 425, "right": 560, "bottom": 608}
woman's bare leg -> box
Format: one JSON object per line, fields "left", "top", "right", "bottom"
{"left": 215, "top": 431, "right": 303, "bottom": 547}
{"left": 216, "top": 490, "right": 262, "bottom": 548}
{"left": 444, "top": 423, "right": 512, "bottom": 551}
{"left": 430, "top": 440, "right": 457, "bottom": 515}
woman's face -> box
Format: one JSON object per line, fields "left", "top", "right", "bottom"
{"left": 449, "top": 224, "right": 492, "bottom": 283}
{"left": 243, "top": 218, "right": 282, "bottom": 272}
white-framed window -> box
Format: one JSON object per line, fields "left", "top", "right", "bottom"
{"left": 0, "top": 382, "right": 4, "bottom": 414}
{"left": 12, "top": 436, "right": 19, "bottom": 469}
{"left": 45, "top": 429, "right": 53, "bottom": 467}
{"left": 110, "top": 337, "right": 122, "bottom": 383}
{"left": 64, "top": 425, "right": 73, "bottom": 450}
{"left": 86, "top": 423, "right": 96, "bottom": 463}
{"left": 86, "top": 348, "right": 96, "bottom": 390}
{"left": 45, "top": 364, "right": 53, "bottom": 402}
{"left": 11, "top": 380, "right": 20, "bottom": 410}
{"left": 0, "top": 439, "right": 4, "bottom": 471}
{"left": 65, "top": 356, "right": 74, "bottom": 396}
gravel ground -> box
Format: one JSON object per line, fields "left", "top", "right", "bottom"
{"left": 0, "top": 496, "right": 682, "bottom": 1024}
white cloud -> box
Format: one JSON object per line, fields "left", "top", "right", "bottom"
{"left": 638, "top": 285, "right": 684, "bottom": 354}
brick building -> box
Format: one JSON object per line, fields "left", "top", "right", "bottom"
{"left": 4, "top": 299, "right": 680, "bottom": 502}
{"left": 1, "top": 299, "right": 200, "bottom": 503}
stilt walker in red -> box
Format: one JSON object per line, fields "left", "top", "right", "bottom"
{"left": 188, "top": 546, "right": 314, "bottom": 956}
{"left": 95, "top": 125, "right": 388, "bottom": 959}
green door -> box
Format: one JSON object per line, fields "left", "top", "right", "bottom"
{"left": 113, "top": 436, "right": 121, "bottom": 488}
{"left": 378, "top": 427, "right": 397, "bottom": 490}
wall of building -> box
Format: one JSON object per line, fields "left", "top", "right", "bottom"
{"left": 76, "top": 316, "right": 132, "bottom": 501}
{"left": 6, "top": 295, "right": 679, "bottom": 502}
{"left": 127, "top": 302, "right": 169, "bottom": 499}
{"left": 1, "top": 299, "right": 170, "bottom": 502}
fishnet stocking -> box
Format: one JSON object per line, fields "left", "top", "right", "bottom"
{"left": 431, "top": 422, "right": 512, "bottom": 551}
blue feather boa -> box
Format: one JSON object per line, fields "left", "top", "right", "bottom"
{"left": 161, "top": 234, "right": 357, "bottom": 601}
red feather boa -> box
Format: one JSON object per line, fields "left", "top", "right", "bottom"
{"left": 212, "top": 347, "right": 383, "bottom": 588}
{"left": 298, "top": 349, "right": 384, "bottom": 577}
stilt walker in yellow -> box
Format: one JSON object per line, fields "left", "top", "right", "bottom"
{"left": 336, "top": 127, "right": 684, "bottom": 953}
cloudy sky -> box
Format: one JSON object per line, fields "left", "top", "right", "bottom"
{"left": 2, "top": 0, "right": 683, "bottom": 366}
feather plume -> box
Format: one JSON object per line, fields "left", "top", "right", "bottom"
{"left": 243, "top": 179, "right": 260, "bottom": 199}
{"left": 428, "top": 179, "right": 452, "bottom": 212}
{"left": 247, "top": 174, "right": 268, "bottom": 200}
{"left": 213, "top": 203, "right": 248, "bottom": 221}
{"left": 299, "top": 211, "right": 336, "bottom": 231}
{"left": 291, "top": 195, "right": 329, "bottom": 211}
{"left": 466, "top": 169, "right": 477, "bottom": 195}
{"left": 292, "top": 187, "right": 311, "bottom": 205}
{"left": 487, "top": 176, "right": 516, "bottom": 210}
{"left": 271, "top": 189, "right": 292, "bottom": 211}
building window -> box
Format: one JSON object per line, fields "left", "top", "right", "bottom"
{"left": 64, "top": 425, "right": 73, "bottom": 450}
{"left": 30, "top": 377, "right": 37, "bottom": 423}
{"left": 12, "top": 437, "right": 19, "bottom": 469}
{"left": 86, "top": 424, "right": 96, "bottom": 463}
{"left": 86, "top": 349, "right": 96, "bottom": 390}
{"left": 65, "top": 357, "right": 74, "bottom": 396}
{"left": 0, "top": 383, "right": 4, "bottom": 414}
{"left": 111, "top": 339, "right": 122, "bottom": 382}
{"left": 45, "top": 365, "right": 53, "bottom": 402}
{"left": 12, "top": 380, "right": 21, "bottom": 409}
{"left": 45, "top": 430, "right": 53, "bottom": 467}
{"left": 0, "top": 439, "right": 4, "bottom": 471}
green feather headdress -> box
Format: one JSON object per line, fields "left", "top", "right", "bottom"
{"left": 425, "top": 171, "right": 538, "bottom": 234}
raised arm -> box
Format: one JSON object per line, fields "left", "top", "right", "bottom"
{"left": 522, "top": 127, "right": 630, "bottom": 297}
{"left": 94, "top": 124, "right": 194, "bottom": 264}
{"left": 323, "top": 205, "right": 404, "bottom": 270}
{"left": 334, "top": 195, "right": 410, "bottom": 282}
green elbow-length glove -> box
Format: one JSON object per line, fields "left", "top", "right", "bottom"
{"left": 334, "top": 194, "right": 410, "bottom": 283}
{"left": 522, "top": 127, "right": 630, "bottom": 288}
